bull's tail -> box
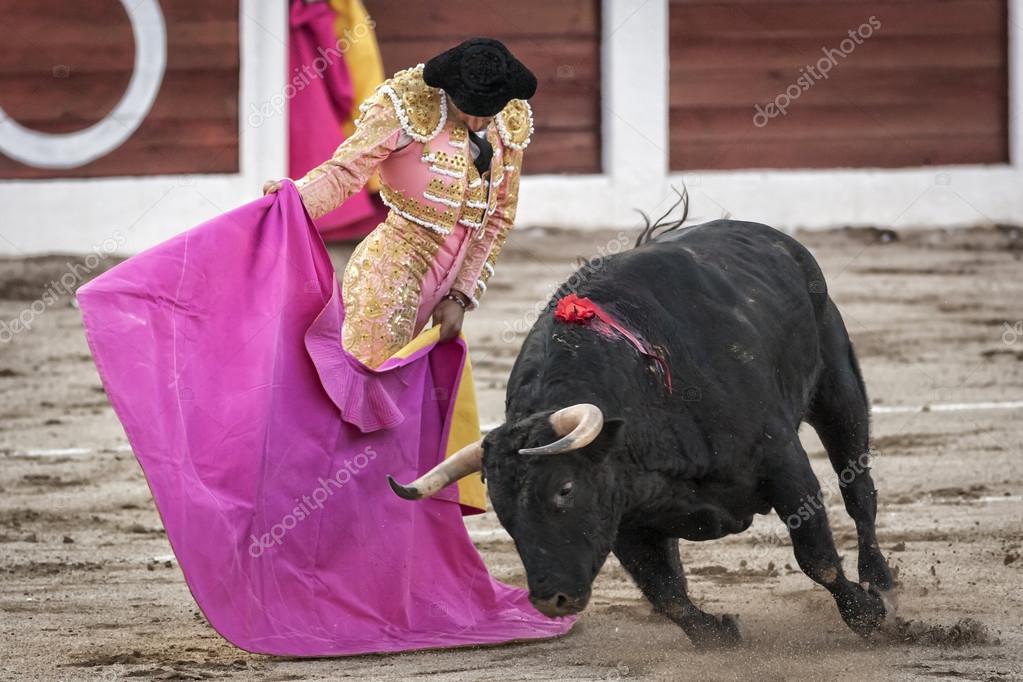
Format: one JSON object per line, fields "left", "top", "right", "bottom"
{"left": 634, "top": 185, "right": 690, "bottom": 247}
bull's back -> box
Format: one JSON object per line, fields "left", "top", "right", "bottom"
{"left": 583, "top": 220, "right": 827, "bottom": 421}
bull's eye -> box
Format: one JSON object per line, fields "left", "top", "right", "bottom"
{"left": 554, "top": 480, "right": 574, "bottom": 508}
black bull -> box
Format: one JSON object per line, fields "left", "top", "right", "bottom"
{"left": 390, "top": 218, "right": 896, "bottom": 647}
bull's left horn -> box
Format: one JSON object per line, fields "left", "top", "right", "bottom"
{"left": 387, "top": 439, "right": 483, "bottom": 501}
{"left": 519, "top": 403, "right": 604, "bottom": 455}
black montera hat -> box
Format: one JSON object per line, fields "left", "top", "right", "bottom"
{"left": 423, "top": 38, "right": 537, "bottom": 117}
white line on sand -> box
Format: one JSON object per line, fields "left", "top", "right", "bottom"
{"left": 11, "top": 447, "right": 95, "bottom": 457}
{"left": 5, "top": 400, "right": 1020, "bottom": 458}
{"left": 870, "top": 400, "right": 1023, "bottom": 415}
{"left": 8, "top": 444, "right": 133, "bottom": 458}
{"left": 481, "top": 399, "right": 1023, "bottom": 431}
{"left": 467, "top": 528, "right": 512, "bottom": 542}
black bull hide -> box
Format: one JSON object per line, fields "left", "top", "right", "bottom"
{"left": 482, "top": 219, "right": 896, "bottom": 647}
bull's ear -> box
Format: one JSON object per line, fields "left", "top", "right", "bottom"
{"left": 587, "top": 417, "right": 626, "bottom": 462}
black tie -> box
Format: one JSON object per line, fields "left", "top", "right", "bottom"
{"left": 468, "top": 129, "right": 493, "bottom": 177}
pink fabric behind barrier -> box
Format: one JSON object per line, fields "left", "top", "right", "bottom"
{"left": 288, "top": 0, "right": 386, "bottom": 241}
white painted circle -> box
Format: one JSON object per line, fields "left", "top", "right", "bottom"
{"left": 0, "top": 0, "right": 167, "bottom": 169}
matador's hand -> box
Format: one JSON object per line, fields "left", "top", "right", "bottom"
{"left": 262, "top": 179, "right": 283, "bottom": 195}
{"left": 432, "top": 297, "right": 466, "bottom": 343}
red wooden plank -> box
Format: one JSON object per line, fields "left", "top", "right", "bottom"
{"left": 1, "top": 71, "right": 242, "bottom": 128}
{"left": 529, "top": 95, "right": 600, "bottom": 130}
{"left": 671, "top": 133, "right": 1007, "bottom": 170}
{"left": 670, "top": 99, "right": 1006, "bottom": 139}
{"left": 671, "top": 34, "right": 1005, "bottom": 70}
{"left": 525, "top": 131, "right": 600, "bottom": 175}
{"left": 669, "top": 0, "right": 1004, "bottom": 37}
{"left": 365, "top": 0, "right": 599, "bottom": 38}
{"left": 669, "top": 65, "right": 1006, "bottom": 107}
{"left": 0, "top": 0, "right": 237, "bottom": 22}
{"left": 0, "top": 143, "right": 239, "bottom": 179}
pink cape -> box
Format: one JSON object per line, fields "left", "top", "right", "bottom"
{"left": 288, "top": 0, "right": 386, "bottom": 241}
{"left": 77, "top": 183, "right": 573, "bottom": 656}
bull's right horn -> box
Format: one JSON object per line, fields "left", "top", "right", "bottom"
{"left": 387, "top": 439, "right": 483, "bottom": 501}
{"left": 519, "top": 403, "right": 604, "bottom": 455}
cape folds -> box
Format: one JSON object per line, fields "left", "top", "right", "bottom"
{"left": 77, "top": 183, "right": 573, "bottom": 655}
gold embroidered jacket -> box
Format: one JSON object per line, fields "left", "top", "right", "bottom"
{"left": 295, "top": 64, "right": 533, "bottom": 308}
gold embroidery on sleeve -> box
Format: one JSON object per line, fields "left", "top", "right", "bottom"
{"left": 369, "top": 64, "right": 447, "bottom": 143}
{"left": 495, "top": 99, "right": 534, "bottom": 150}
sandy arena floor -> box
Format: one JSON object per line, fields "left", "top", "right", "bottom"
{"left": 0, "top": 224, "right": 1021, "bottom": 681}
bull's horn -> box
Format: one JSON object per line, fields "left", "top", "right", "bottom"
{"left": 519, "top": 403, "right": 604, "bottom": 455}
{"left": 387, "top": 439, "right": 483, "bottom": 501}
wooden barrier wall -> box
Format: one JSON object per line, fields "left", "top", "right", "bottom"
{"left": 669, "top": 0, "right": 1009, "bottom": 170}
{"left": 0, "top": 0, "right": 239, "bottom": 179}
{"left": 368, "top": 0, "right": 603, "bottom": 174}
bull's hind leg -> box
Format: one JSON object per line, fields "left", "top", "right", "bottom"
{"left": 613, "top": 528, "right": 741, "bottom": 648}
{"left": 807, "top": 300, "right": 894, "bottom": 592}
{"left": 764, "top": 436, "right": 888, "bottom": 636}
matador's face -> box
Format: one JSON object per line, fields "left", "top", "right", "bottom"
{"left": 447, "top": 97, "right": 493, "bottom": 133}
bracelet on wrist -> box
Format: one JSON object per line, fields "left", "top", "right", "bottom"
{"left": 444, "top": 292, "right": 468, "bottom": 309}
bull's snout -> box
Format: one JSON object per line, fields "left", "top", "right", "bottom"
{"left": 529, "top": 590, "right": 590, "bottom": 617}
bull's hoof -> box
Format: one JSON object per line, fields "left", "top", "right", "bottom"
{"left": 688, "top": 614, "right": 743, "bottom": 649}
{"left": 858, "top": 548, "right": 896, "bottom": 593}
{"left": 841, "top": 582, "right": 893, "bottom": 637}
{"left": 868, "top": 583, "right": 900, "bottom": 636}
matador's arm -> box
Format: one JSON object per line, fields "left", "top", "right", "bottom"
{"left": 285, "top": 98, "right": 404, "bottom": 220}
{"left": 449, "top": 148, "right": 523, "bottom": 309}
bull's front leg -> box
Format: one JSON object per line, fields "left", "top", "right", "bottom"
{"left": 763, "top": 438, "right": 889, "bottom": 636}
{"left": 613, "top": 527, "right": 741, "bottom": 648}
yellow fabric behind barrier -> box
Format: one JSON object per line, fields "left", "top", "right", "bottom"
{"left": 391, "top": 328, "right": 487, "bottom": 512}
{"left": 329, "top": 0, "right": 385, "bottom": 193}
